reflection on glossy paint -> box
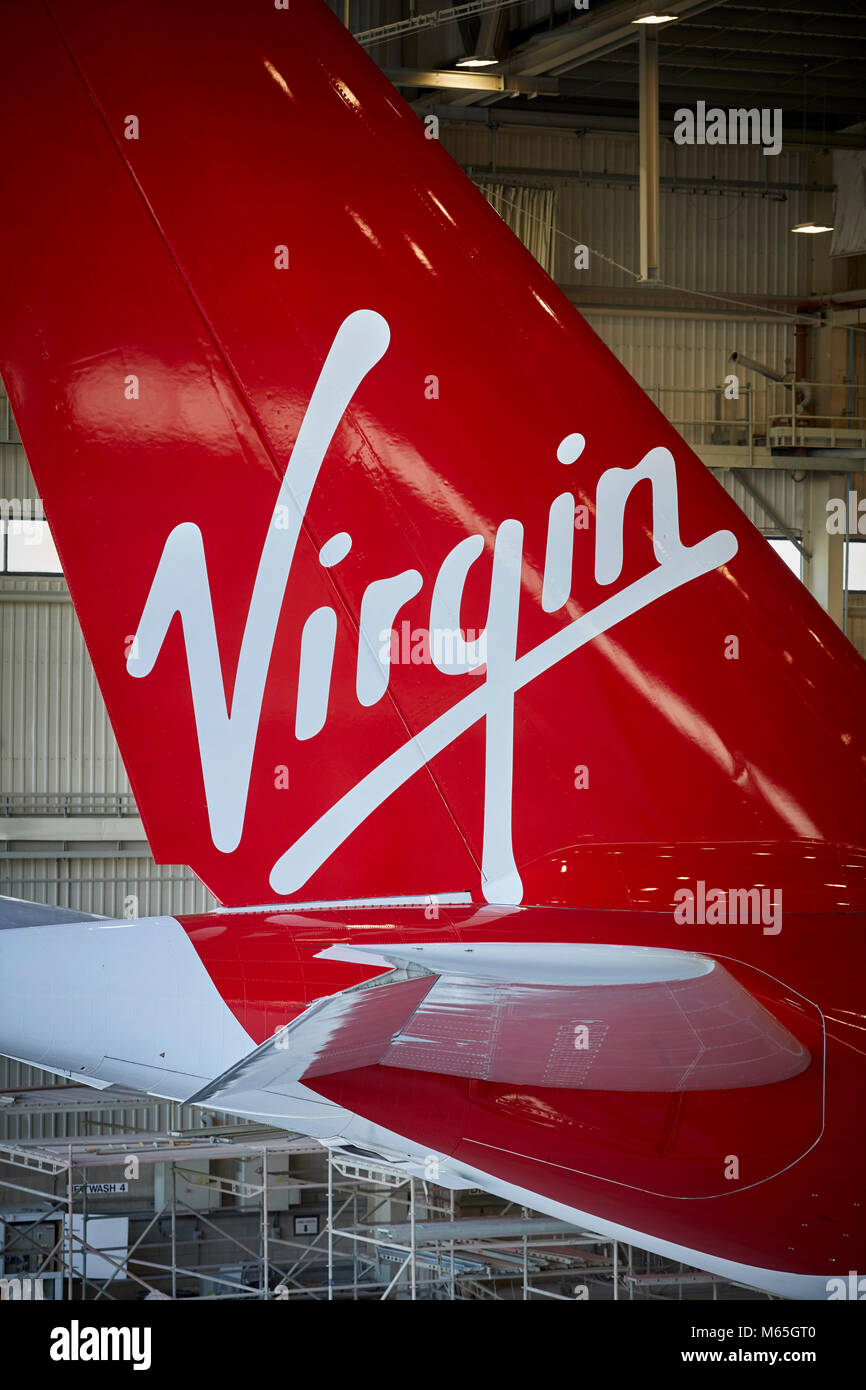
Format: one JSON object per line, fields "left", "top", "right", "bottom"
{"left": 263, "top": 58, "right": 291, "bottom": 98}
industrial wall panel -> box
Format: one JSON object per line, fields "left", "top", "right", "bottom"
{"left": 0, "top": 858, "right": 216, "bottom": 919}
{"left": 0, "top": 594, "right": 131, "bottom": 800}
{"left": 0, "top": 441, "right": 31, "bottom": 499}
{"left": 580, "top": 312, "right": 795, "bottom": 446}
{"left": 713, "top": 467, "right": 806, "bottom": 536}
{"left": 444, "top": 126, "right": 811, "bottom": 298}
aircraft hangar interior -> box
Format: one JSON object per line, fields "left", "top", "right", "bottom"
{"left": 0, "top": 0, "right": 864, "bottom": 1336}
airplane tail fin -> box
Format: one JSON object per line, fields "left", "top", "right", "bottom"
{"left": 1, "top": 0, "right": 864, "bottom": 909}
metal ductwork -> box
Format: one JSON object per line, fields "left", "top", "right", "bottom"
{"left": 728, "top": 351, "right": 791, "bottom": 383}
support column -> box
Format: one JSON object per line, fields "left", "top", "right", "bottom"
{"left": 327, "top": 1153, "right": 334, "bottom": 1301}
{"left": 639, "top": 29, "right": 660, "bottom": 283}
{"left": 66, "top": 1147, "right": 73, "bottom": 1301}
{"left": 409, "top": 1178, "right": 416, "bottom": 1302}
{"left": 803, "top": 472, "right": 845, "bottom": 628}
{"left": 170, "top": 1164, "right": 176, "bottom": 1300}
{"left": 262, "top": 1148, "right": 268, "bottom": 1300}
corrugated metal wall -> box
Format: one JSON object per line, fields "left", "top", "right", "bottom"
{"left": 443, "top": 126, "right": 809, "bottom": 460}
{"left": 714, "top": 468, "right": 805, "bottom": 535}
{"left": 1, "top": 590, "right": 128, "bottom": 800}
{"left": 446, "top": 126, "right": 811, "bottom": 296}
{"left": 0, "top": 859, "right": 214, "bottom": 919}
{"left": 440, "top": 125, "right": 811, "bottom": 544}
{"left": 580, "top": 313, "right": 794, "bottom": 444}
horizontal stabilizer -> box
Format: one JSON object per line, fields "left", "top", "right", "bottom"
{"left": 185, "top": 970, "right": 435, "bottom": 1113}
{"left": 189, "top": 942, "right": 808, "bottom": 1108}
{"left": 0, "top": 895, "right": 103, "bottom": 929}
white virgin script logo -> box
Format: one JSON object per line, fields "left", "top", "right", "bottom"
{"left": 128, "top": 310, "right": 738, "bottom": 904}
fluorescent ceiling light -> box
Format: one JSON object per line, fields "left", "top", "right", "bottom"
{"left": 456, "top": 56, "right": 499, "bottom": 67}
{"left": 791, "top": 222, "right": 834, "bottom": 234}
{"left": 631, "top": 14, "right": 679, "bottom": 23}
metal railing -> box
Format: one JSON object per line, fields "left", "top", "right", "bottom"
{"left": 0, "top": 792, "right": 138, "bottom": 817}
{"left": 645, "top": 379, "right": 866, "bottom": 461}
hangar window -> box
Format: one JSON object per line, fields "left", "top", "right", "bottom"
{"left": 847, "top": 540, "right": 866, "bottom": 591}
{"left": 767, "top": 537, "right": 802, "bottom": 580}
{"left": 1, "top": 518, "right": 63, "bottom": 574}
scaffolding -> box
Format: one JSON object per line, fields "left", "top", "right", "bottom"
{"left": 0, "top": 1090, "right": 777, "bottom": 1302}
